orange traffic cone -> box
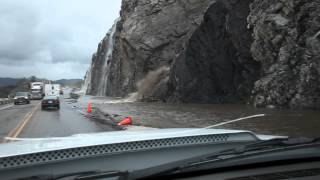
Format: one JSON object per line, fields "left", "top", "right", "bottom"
{"left": 118, "top": 117, "right": 132, "bottom": 126}
{"left": 87, "top": 102, "right": 92, "bottom": 113}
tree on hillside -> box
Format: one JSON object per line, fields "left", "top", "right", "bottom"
{"left": 30, "top": 76, "right": 37, "bottom": 82}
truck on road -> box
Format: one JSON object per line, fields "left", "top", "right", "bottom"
{"left": 44, "top": 84, "right": 60, "bottom": 97}
{"left": 30, "top": 82, "right": 44, "bottom": 100}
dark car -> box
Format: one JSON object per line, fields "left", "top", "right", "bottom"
{"left": 14, "top": 92, "right": 30, "bottom": 105}
{"left": 41, "top": 95, "right": 60, "bottom": 110}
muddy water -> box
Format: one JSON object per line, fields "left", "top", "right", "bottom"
{"left": 81, "top": 96, "right": 320, "bottom": 138}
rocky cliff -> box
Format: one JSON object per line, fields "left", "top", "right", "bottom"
{"left": 85, "top": 0, "right": 320, "bottom": 109}
{"left": 165, "top": 0, "right": 260, "bottom": 103}
{"left": 86, "top": 0, "right": 214, "bottom": 97}
{"left": 248, "top": 0, "right": 320, "bottom": 108}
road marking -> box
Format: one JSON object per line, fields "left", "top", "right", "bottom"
{"left": 0, "top": 104, "right": 14, "bottom": 111}
{"left": 3, "top": 102, "right": 40, "bottom": 143}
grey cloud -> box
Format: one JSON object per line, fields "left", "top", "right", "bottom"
{"left": 47, "top": 39, "right": 92, "bottom": 65}
{"left": 0, "top": 2, "right": 42, "bottom": 64}
{"left": 0, "top": 0, "right": 121, "bottom": 79}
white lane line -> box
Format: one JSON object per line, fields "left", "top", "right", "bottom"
{"left": 0, "top": 104, "right": 14, "bottom": 111}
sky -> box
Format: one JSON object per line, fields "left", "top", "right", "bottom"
{"left": 0, "top": 0, "right": 121, "bottom": 80}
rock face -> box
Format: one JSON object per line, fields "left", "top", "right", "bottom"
{"left": 164, "top": 0, "right": 260, "bottom": 103}
{"left": 248, "top": 0, "right": 320, "bottom": 108}
{"left": 86, "top": 0, "right": 320, "bottom": 109}
{"left": 91, "top": 0, "right": 214, "bottom": 97}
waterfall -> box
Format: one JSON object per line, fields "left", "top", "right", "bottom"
{"left": 97, "top": 19, "right": 119, "bottom": 96}
{"left": 81, "top": 65, "right": 92, "bottom": 95}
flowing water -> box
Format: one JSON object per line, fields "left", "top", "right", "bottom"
{"left": 81, "top": 66, "right": 92, "bottom": 94}
{"left": 80, "top": 18, "right": 319, "bottom": 139}
{"left": 97, "top": 19, "right": 119, "bottom": 96}
{"left": 81, "top": 96, "right": 320, "bottom": 138}
{"left": 80, "top": 64, "right": 320, "bottom": 138}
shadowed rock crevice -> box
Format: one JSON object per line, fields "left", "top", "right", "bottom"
{"left": 165, "top": 0, "right": 260, "bottom": 103}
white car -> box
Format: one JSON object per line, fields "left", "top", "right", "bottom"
{"left": 0, "top": 129, "right": 319, "bottom": 180}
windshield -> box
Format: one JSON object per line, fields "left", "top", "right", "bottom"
{"left": 15, "top": 92, "right": 28, "bottom": 96}
{"left": 0, "top": 0, "right": 319, "bottom": 179}
{"left": 43, "top": 96, "right": 58, "bottom": 100}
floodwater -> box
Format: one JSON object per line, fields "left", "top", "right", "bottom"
{"left": 81, "top": 96, "right": 320, "bottom": 138}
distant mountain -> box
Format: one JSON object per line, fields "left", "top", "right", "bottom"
{"left": 53, "top": 79, "right": 83, "bottom": 87}
{"left": 0, "top": 77, "right": 82, "bottom": 97}
{"left": 0, "top": 78, "right": 30, "bottom": 98}
{"left": 0, "top": 78, "right": 21, "bottom": 87}
{"left": 0, "top": 77, "right": 82, "bottom": 90}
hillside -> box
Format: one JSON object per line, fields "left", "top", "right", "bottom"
{"left": 0, "top": 78, "right": 20, "bottom": 87}
{"left": 84, "top": 0, "right": 320, "bottom": 109}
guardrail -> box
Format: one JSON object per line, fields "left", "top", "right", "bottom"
{"left": 0, "top": 98, "right": 14, "bottom": 105}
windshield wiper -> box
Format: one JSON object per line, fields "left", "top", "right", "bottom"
{"left": 182, "top": 137, "right": 318, "bottom": 167}
{"left": 19, "top": 138, "right": 320, "bottom": 180}
{"left": 138, "top": 137, "right": 320, "bottom": 179}
{"left": 19, "top": 170, "right": 128, "bottom": 180}
{"left": 215, "top": 137, "right": 316, "bottom": 155}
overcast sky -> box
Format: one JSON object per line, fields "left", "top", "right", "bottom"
{"left": 0, "top": 0, "right": 121, "bottom": 80}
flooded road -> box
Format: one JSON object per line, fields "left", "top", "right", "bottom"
{"left": 2, "top": 90, "right": 318, "bottom": 142}
{"left": 85, "top": 96, "right": 320, "bottom": 138}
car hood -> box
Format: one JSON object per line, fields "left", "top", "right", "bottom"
{"left": 0, "top": 128, "right": 285, "bottom": 158}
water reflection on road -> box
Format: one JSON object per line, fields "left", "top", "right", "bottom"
{"left": 16, "top": 90, "right": 116, "bottom": 138}
{"left": 84, "top": 96, "right": 320, "bottom": 138}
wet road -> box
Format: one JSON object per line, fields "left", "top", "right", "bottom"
{"left": 1, "top": 90, "right": 319, "bottom": 143}
{"left": 0, "top": 91, "right": 116, "bottom": 143}
{"left": 0, "top": 104, "right": 32, "bottom": 139}
{"left": 89, "top": 96, "right": 320, "bottom": 138}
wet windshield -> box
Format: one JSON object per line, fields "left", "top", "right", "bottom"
{"left": 15, "top": 92, "right": 28, "bottom": 97}
{"left": 0, "top": 0, "right": 319, "bottom": 174}
{"left": 43, "top": 96, "right": 58, "bottom": 100}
